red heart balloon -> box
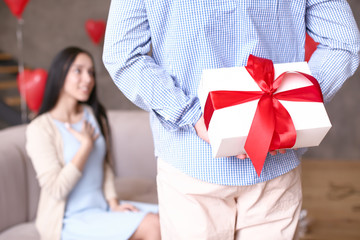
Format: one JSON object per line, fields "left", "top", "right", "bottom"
{"left": 4, "top": 0, "right": 30, "bottom": 19}
{"left": 85, "top": 19, "right": 106, "bottom": 45}
{"left": 17, "top": 69, "right": 48, "bottom": 112}
{"left": 305, "top": 33, "right": 319, "bottom": 62}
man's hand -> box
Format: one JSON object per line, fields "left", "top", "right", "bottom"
{"left": 194, "top": 114, "right": 210, "bottom": 143}
{"left": 237, "top": 149, "right": 287, "bottom": 159}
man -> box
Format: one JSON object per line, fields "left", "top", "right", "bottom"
{"left": 103, "top": 1, "right": 360, "bottom": 239}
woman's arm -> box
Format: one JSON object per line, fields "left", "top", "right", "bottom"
{"left": 103, "top": 162, "right": 118, "bottom": 202}
{"left": 103, "top": 162, "right": 139, "bottom": 212}
{"left": 26, "top": 119, "right": 82, "bottom": 201}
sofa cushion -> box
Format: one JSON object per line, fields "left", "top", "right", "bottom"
{"left": 115, "top": 177, "right": 158, "bottom": 204}
{"left": 107, "top": 110, "right": 157, "bottom": 179}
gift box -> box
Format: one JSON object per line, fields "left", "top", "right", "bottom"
{"left": 198, "top": 55, "right": 332, "bottom": 176}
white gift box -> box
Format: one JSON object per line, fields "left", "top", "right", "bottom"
{"left": 198, "top": 61, "right": 332, "bottom": 158}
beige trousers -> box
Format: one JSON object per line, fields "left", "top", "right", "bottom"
{"left": 156, "top": 159, "right": 302, "bottom": 240}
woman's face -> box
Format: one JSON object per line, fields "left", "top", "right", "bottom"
{"left": 61, "top": 53, "right": 95, "bottom": 103}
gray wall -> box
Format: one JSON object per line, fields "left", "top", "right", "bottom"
{"left": 0, "top": 0, "right": 359, "bottom": 160}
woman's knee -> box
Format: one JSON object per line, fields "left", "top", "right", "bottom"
{"left": 130, "top": 213, "right": 161, "bottom": 240}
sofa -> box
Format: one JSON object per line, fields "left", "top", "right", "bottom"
{"left": 0, "top": 110, "right": 158, "bottom": 240}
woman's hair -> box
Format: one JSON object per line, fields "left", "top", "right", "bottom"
{"left": 38, "top": 46, "right": 109, "bottom": 142}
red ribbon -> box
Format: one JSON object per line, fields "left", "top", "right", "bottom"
{"left": 204, "top": 55, "right": 323, "bottom": 176}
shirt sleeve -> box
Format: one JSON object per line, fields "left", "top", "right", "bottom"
{"left": 306, "top": 0, "right": 360, "bottom": 103}
{"left": 102, "top": 0, "right": 201, "bottom": 131}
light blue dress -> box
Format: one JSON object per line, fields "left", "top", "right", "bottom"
{"left": 52, "top": 107, "right": 158, "bottom": 240}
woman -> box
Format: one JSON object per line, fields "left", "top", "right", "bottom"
{"left": 26, "top": 47, "right": 161, "bottom": 240}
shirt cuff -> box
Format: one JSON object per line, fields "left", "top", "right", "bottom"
{"left": 154, "top": 97, "right": 202, "bottom": 132}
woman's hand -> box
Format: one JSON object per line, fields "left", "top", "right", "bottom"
{"left": 66, "top": 120, "right": 99, "bottom": 171}
{"left": 108, "top": 198, "right": 139, "bottom": 212}
{"left": 111, "top": 203, "right": 139, "bottom": 212}
{"left": 66, "top": 120, "right": 99, "bottom": 149}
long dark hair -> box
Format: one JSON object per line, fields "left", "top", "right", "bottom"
{"left": 38, "top": 46, "right": 109, "bottom": 143}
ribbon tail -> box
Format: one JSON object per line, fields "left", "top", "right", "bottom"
{"left": 244, "top": 95, "right": 275, "bottom": 176}
{"left": 269, "top": 98, "right": 297, "bottom": 150}
{"left": 204, "top": 94, "right": 215, "bottom": 130}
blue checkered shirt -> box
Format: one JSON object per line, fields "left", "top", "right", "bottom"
{"left": 103, "top": 0, "right": 360, "bottom": 185}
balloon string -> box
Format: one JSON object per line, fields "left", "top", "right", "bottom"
{"left": 16, "top": 18, "right": 27, "bottom": 123}
{"left": 96, "top": 45, "right": 103, "bottom": 74}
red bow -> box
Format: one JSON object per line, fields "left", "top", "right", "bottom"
{"left": 204, "top": 55, "right": 323, "bottom": 176}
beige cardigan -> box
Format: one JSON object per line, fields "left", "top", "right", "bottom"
{"left": 25, "top": 106, "right": 117, "bottom": 240}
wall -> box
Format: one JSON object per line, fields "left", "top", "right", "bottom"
{"left": 0, "top": 0, "right": 126, "bottom": 110}
{"left": 0, "top": 0, "right": 359, "bottom": 160}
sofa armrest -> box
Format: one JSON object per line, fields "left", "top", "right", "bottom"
{"left": 0, "top": 125, "right": 29, "bottom": 233}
